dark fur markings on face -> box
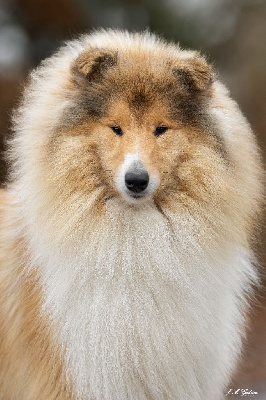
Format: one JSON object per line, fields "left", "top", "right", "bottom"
{"left": 55, "top": 49, "right": 118, "bottom": 129}
{"left": 168, "top": 55, "right": 213, "bottom": 124}
{"left": 55, "top": 49, "right": 226, "bottom": 163}
{"left": 70, "top": 48, "right": 118, "bottom": 119}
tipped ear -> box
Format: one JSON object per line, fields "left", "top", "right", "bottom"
{"left": 173, "top": 55, "right": 213, "bottom": 92}
{"left": 71, "top": 48, "right": 117, "bottom": 82}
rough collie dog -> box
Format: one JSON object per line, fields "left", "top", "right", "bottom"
{"left": 0, "top": 30, "right": 263, "bottom": 400}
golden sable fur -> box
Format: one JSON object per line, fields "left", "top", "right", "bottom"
{"left": 0, "top": 30, "right": 264, "bottom": 400}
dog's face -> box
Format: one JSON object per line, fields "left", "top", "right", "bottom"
{"left": 49, "top": 47, "right": 230, "bottom": 211}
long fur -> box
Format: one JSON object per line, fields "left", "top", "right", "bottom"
{"left": 0, "top": 30, "right": 264, "bottom": 400}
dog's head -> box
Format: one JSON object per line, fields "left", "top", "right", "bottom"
{"left": 11, "top": 32, "right": 262, "bottom": 242}
{"left": 49, "top": 37, "right": 237, "bottom": 213}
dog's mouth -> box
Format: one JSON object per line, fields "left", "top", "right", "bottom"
{"left": 122, "top": 190, "right": 151, "bottom": 204}
{"left": 130, "top": 193, "right": 145, "bottom": 199}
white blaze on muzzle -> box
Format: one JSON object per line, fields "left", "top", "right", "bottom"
{"left": 115, "top": 153, "right": 160, "bottom": 203}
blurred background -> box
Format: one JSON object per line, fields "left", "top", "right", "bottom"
{"left": 0, "top": 0, "right": 265, "bottom": 397}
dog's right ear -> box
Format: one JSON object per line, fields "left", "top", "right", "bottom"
{"left": 172, "top": 55, "right": 213, "bottom": 93}
{"left": 71, "top": 48, "right": 117, "bottom": 83}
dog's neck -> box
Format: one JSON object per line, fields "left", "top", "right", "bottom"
{"left": 13, "top": 198, "right": 252, "bottom": 399}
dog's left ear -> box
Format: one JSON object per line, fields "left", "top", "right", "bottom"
{"left": 172, "top": 55, "right": 213, "bottom": 92}
{"left": 71, "top": 48, "right": 117, "bottom": 83}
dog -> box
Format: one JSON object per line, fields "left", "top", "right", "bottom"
{"left": 0, "top": 30, "right": 263, "bottom": 400}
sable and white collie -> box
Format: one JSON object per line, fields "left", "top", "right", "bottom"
{"left": 0, "top": 30, "right": 264, "bottom": 400}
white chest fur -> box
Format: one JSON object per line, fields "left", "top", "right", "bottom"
{"left": 34, "top": 200, "right": 255, "bottom": 400}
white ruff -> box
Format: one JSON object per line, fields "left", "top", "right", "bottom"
{"left": 25, "top": 198, "right": 256, "bottom": 400}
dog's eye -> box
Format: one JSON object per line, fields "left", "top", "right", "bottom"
{"left": 154, "top": 126, "right": 168, "bottom": 137}
{"left": 110, "top": 126, "right": 123, "bottom": 136}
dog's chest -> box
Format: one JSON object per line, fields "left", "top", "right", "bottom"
{"left": 38, "top": 205, "right": 253, "bottom": 400}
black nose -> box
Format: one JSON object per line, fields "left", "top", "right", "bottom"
{"left": 125, "top": 171, "right": 149, "bottom": 193}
